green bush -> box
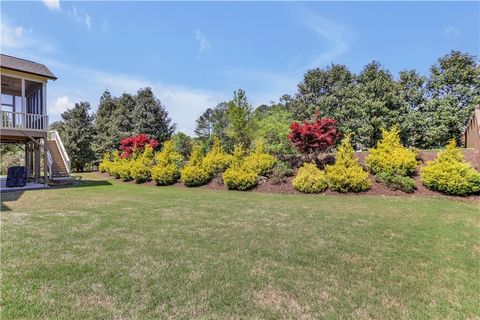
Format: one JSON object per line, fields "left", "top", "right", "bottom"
{"left": 366, "top": 126, "right": 417, "bottom": 176}
{"left": 223, "top": 166, "right": 258, "bottom": 191}
{"left": 242, "top": 140, "right": 277, "bottom": 176}
{"left": 270, "top": 161, "right": 294, "bottom": 185}
{"left": 421, "top": 140, "right": 480, "bottom": 195}
{"left": 326, "top": 136, "right": 371, "bottom": 192}
{"left": 202, "top": 137, "right": 233, "bottom": 176}
{"left": 252, "top": 108, "right": 296, "bottom": 155}
{"left": 292, "top": 162, "right": 328, "bottom": 193}
{"left": 376, "top": 172, "right": 416, "bottom": 193}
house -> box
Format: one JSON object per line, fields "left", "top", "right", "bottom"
{"left": 1, "top": 54, "right": 70, "bottom": 187}
{"left": 464, "top": 107, "right": 480, "bottom": 171}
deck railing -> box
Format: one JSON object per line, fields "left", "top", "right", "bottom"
{"left": 1, "top": 111, "right": 48, "bottom": 131}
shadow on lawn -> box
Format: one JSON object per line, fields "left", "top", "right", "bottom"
{"left": 1, "top": 192, "right": 22, "bottom": 211}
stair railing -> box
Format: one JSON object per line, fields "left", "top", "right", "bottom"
{"left": 48, "top": 130, "right": 71, "bottom": 175}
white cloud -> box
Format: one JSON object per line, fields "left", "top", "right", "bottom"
{"left": 85, "top": 14, "right": 91, "bottom": 30}
{"left": 195, "top": 30, "right": 211, "bottom": 54}
{"left": 301, "top": 7, "right": 352, "bottom": 68}
{"left": 0, "top": 17, "right": 55, "bottom": 53}
{"left": 50, "top": 96, "right": 74, "bottom": 116}
{"left": 444, "top": 26, "right": 460, "bottom": 36}
{"left": 42, "top": 0, "right": 60, "bottom": 11}
{"left": 67, "top": 5, "right": 92, "bottom": 30}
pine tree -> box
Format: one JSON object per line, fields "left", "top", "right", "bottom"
{"left": 59, "top": 102, "right": 96, "bottom": 171}
{"left": 94, "top": 91, "right": 117, "bottom": 156}
{"left": 132, "top": 87, "right": 175, "bottom": 143}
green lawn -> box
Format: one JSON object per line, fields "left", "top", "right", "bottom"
{"left": 1, "top": 173, "right": 479, "bottom": 319}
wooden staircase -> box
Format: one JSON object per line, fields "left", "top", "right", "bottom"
{"left": 47, "top": 140, "right": 69, "bottom": 177}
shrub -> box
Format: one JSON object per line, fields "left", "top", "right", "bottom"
{"left": 180, "top": 165, "right": 211, "bottom": 187}
{"left": 253, "top": 108, "right": 296, "bottom": 155}
{"left": 376, "top": 172, "right": 416, "bottom": 193}
{"left": 231, "top": 144, "right": 247, "bottom": 167}
{"left": 292, "top": 162, "right": 328, "bottom": 193}
{"left": 270, "top": 161, "right": 294, "bottom": 185}
{"left": 223, "top": 166, "right": 258, "bottom": 191}
{"left": 155, "top": 141, "right": 183, "bottom": 167}
{"left": 366, "top": 126, "right": 417, "bottom": 176}
{"left": 118, "top": 160, "right": 132, "bottom": 181}
{"left": 326, "top": 136, "right": 371, "bottom": 192}
{"left": 180, "top": 144, "right": 212, "bottom": 187}
{"left": 129, "top": 145, "right": 155, "bottom": 183}
{"left": 202, "top": 137, "right": 233, "bottom": 176}
{"left": 242, "top": 140, "right": 277, "bottom": 176}
{"left": 421, "top": 140, "right": 480, "bottom": 195}
{"left": 288, "top": 116, "right": 338, "bottom": 156}
{"left": 119, "top": 133, "right": 159, "bottom": 159}
{"left": 98, "top": 153, "right": 110, "bottom": 173}
{"left": 107, "top": 151, "right": 124, "bottom": 178}
{"left": 151, "top": 141, "right": 183, "bottom": 185}
{"left": 152, "top": 164, "right": 180, "bottom": 185}
{"left": 130, "top": 162, "right": 151, "bottom": 183}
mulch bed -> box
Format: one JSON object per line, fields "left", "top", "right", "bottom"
{"left": 95, "top": 149, "right": 480, "bottom": 200}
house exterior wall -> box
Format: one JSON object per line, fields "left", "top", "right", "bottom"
{"left": 465, "top": 109, "right": 480, "bottom": 149}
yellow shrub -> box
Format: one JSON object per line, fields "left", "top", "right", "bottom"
{"left": 242, "top": 141, "right": 277, "bottom": 176}
{"left": 98, "top": 153, "right": 110, "bottom": 173}
{"left": 129, "top": 146, "right": 155, "bottom": 183}
{"left": 421, "top": 140, "right": 480, "bottom": 195}
{"left": 292, "top": 162, "right": 328, "bottom": 193}
{"left": 151, "top": 164, "right": 180, "bottom": 185}
{"left": 179, "top": 144, "right": 212, "bottom": 186}
{"left": 223, "top": 166, "right": 258, "bottom": 191}
{"left": 180, "top": 165, "right": 211, "bottom": 187}
{"left": 231, "top": 144, "right": 247, "bottom": 167}
{"left": 202, "top": 137, "right": 233, "bottom": 175}
{"left": 155, "top": 141, "right": 183, "bottom": 167}
{"left": 118, "top": 160, "right": 132, "bottom": 181}
{"left": 326, "top": 136, "right": 371, "bottom": 192}
{"left": 105, "top": 151, "right": 121, "bottom": 176}
{"left": 366, "top": 126, "right": 417, "bottom": 176}
{"left": 151, "top": 141, "right": 183, "bottom": 185}
{"left": 130, "top": 161, "right": 151, "bottom": 183}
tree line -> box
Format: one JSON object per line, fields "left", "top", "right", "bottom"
{"left": 52, "top": 50, "right": 479, "bottom": 171}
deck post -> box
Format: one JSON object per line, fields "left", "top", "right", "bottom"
{"left": 34, "top": 141, "right": 40, "bottom": 182}
{"left": 43, "top": 138, "right": 48, "bottom": 186}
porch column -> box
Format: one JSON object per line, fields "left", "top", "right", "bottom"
{"left": 21, "top": 78, "right": 26, "bottom": 113}
{"left": 43, "top": 83, "right": 48, "bottom": 130}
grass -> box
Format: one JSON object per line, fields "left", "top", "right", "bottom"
{"left": 1, "top": 173, "right": 479, "bottom": 319}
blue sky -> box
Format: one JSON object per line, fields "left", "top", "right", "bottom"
{"left": 1, "top": 1, "right": 479, "bottom": 134}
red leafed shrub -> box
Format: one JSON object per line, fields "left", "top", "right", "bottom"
{"left": 288, "top": 117, "right": 338, "bottom": 155}
{"left": 119, "top": 134, "right": 159, "bottom": 159}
